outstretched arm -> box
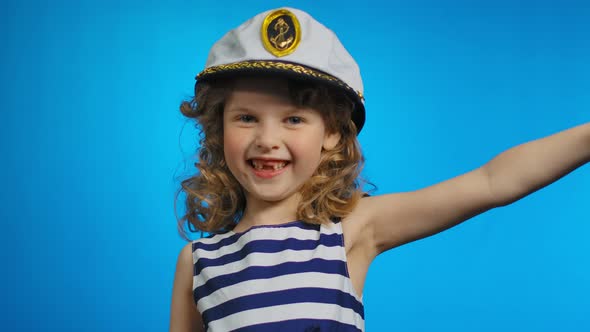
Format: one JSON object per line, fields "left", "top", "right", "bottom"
{"left": 356, "top": 122, "right": 590, "bottom": 257}
{"left": 483, "top": 122, "right": 590, "bottom": 206}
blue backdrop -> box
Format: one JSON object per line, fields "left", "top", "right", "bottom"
{"left": 2, "top": 0, "right": 589, "bottom": 331}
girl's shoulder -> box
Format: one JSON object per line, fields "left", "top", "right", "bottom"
{"left": 170, "top": 243, "right": 204, "bottom": 330}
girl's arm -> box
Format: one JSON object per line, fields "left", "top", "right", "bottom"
{"left": 170, "top": 243, "right": 204, "bottom": 332}
{"left": 357, "top": 122, "right": 590, "bottom": 258}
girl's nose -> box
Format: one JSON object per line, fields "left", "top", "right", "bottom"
{"left": 254, "top": 125, "right": 280, "bottom": 151}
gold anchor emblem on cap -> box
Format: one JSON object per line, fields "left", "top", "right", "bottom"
{"left": 261, "top": 9, "right": 301, "bottom": 57}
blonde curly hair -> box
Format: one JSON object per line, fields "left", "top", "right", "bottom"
{"left": 176, "top": 76, "right": 367, "bottom": 240}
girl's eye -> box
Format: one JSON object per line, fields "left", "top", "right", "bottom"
{"left": 238, "top": 115, "right": 256, "bottom": 123}
{"left": 287, "top": 116, "right": 303, "bottom": 125}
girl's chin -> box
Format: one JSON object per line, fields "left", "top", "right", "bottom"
{"left": 245, "top": 190, "right": 301, "bottom": 204}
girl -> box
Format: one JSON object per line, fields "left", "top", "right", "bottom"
{"left": 170, "top": 7, "right": 589, "bottom": 332}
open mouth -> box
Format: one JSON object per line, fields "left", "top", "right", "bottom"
{"left": 248, "top": 159, "right": 290, "bottom": 171}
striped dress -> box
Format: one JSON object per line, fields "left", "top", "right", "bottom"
{"left": 192, "top": 220, "right": 365, "bottom": 331}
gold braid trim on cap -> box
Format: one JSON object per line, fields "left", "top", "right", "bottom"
{"left": 196, "top": 60, "right": 364, "bottom": 101}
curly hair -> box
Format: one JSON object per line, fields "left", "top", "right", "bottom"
{"left": 176, "top": 76, "right": 367, "bottom": 240}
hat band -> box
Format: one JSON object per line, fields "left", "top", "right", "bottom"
{"left": 196, "top": 60, "right": 364, "bottom": 101}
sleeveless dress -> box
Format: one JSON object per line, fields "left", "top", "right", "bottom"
{"left": 191, "top": 220, "right": 365, "bottom": 331}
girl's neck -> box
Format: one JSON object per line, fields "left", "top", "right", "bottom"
{"left": 235, "top": 193, "right": 301, "bottom": 232}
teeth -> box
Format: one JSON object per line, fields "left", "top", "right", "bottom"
{"left": 253, "top": 161, "right": 263, "bottom": 170}
{"left": 251, "top": 160, "right": 287, "bottom": 170}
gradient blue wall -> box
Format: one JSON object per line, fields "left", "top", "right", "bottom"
{"left": 2, "top": 0, "right": 589, "bottom": 331}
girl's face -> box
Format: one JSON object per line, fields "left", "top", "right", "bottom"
{"left": 223, "top": 77, "right": 340, "bottom": 206}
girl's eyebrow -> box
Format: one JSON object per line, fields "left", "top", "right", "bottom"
{"left": 224, "top": 106, "right": 254, "bottom": 113}
{"left": 225, "top": 105, "right": 304, "bottom": 114}
{"left": 286, "top": 107, "right": 319, "bottom": 117}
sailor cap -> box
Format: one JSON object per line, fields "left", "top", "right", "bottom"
{"left": 196, "top": 7, "right": 366, "bottom": 133}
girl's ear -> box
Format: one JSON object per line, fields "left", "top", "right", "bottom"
{"left": 323, "top": 132, "right": 341, "bottom": 150}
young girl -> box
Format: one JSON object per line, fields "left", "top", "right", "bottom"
{"left": 170, "top": 7, "right": 589, "bottom": 332}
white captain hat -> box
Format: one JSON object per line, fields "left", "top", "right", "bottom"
{"left": 195, "top": 7, "right": 366, "bottom": 133}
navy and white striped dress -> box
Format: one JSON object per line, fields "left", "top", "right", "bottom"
{"left": 192, "top": 220, "right": 365, "bottom": 331}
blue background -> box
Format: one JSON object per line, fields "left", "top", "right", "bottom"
{"left": 2, "top": 0, "right": 589, "bottom": 331}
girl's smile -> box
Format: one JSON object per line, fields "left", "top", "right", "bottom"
{"left": 249, "top": 158, "right": 290, "bottom": 179}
